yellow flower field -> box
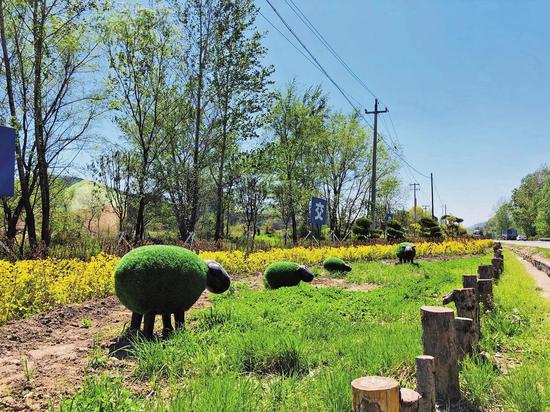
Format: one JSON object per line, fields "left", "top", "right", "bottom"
{"left": 0, "top": 239, "right": 492, "bottom": 325}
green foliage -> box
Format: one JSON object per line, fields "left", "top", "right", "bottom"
{"left": 114, "top": 245, "right": 207, "bottom": 314}
{"left": 510, "top": 166, "right": 550, "bottom": 237}
{"left": 386, "top": 220, "right": 404, "bottom": 240}
{"left": 263, "top": 261, "right": 306, "bottom": 289}
{"left": 322, "top": 256, "right": 352, "bottom": 273}
{"left": 419, "top": 217, "right": 442, "bottom": 238}
{"left": 535, "top": 177, "right": 550, "bottom": 236}
{"left": 352, "top": 217, "right": 371, "bottom": 240}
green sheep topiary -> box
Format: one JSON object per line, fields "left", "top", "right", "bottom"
{"left": 264, "top": 261, "right": 314, "bottom": 289}
{"left": 322, "top": 256, "right": 352, "bottom": 273}
{"left": 396, "top": 242, "right": 416, "bottom": 264}
{"left": 114, "top": 245, "right": 230, "bottom": 338}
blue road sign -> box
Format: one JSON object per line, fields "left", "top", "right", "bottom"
{"left": 386, "top": 212, "right": 393, "bottom": 221}
{"left": 310, "top": 197, "right": 327, "bottom": 225}
{"left": 0, "top": 125, "right": 15, "bottom": 197}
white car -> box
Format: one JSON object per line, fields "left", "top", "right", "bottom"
{"left": 517, "top": 235, "right": 527, "bottom": 241}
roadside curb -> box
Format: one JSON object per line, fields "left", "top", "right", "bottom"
{"left": 507, "top": 247, "right": 550, "bottom": 278}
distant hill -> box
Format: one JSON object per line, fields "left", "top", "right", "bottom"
{"left": 468, "top": 221, "right": 487, "bottom": 230}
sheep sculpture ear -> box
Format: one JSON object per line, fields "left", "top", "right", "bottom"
{"left": 297, "top": 265, "right": 314, "bottom": 283}
{"left": 205, "top": 260, "right": 231, "bottom": 293}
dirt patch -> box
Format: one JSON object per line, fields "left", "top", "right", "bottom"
{"left": 0, "top": 292, "right": 212, "bottom": 411}
{"left": 312, "top": 276, "right": 378, "bottom": 292}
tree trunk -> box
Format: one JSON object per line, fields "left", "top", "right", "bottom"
{"left": 134, "top": 195, "right": 146, "bottom": 242}
{"left": 352, "top": 376, "right": 400, "bottom": 412}
{"left": 33, "top": 0, "right": 51, "bottom": 247}
{"left": 214, "top": 105, "right": 228, "bottom": 241}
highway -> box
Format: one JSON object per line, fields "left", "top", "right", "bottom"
{"left": 500, "top": 240, "right": 550, "bottom": 249}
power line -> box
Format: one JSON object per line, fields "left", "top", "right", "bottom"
{"left": 264, "top": 0, "right": 367, "bottom": 118}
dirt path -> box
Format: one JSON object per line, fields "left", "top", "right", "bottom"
{"left": 515, "top": 254, "right": 550, "bottom": 298}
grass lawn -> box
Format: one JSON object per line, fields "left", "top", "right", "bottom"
{"left": 58, "top": 252, "right": 549, "bottom": 411}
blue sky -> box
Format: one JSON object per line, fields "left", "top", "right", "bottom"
{"left": 254, "top": 0, "right": 550, "bottom": 226}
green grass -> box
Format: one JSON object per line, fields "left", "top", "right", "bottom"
{"left": 58, "top": 253, "right": 549, "bottom": 411}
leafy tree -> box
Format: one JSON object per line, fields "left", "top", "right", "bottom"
{"left": 535, "top": 177, "right": 550, "bottom": 237}
{"left": 102, "top": 6, "right": 176, "bottom": 241}
{"left": 268, "top": 82, "right": 328, "bottom": 244}
{"left": 0, "top": 0, "right": 101, "bottom": 248}
{"left": 210, "top": 0, "right": 273, "bottom": 240}
{"left": 510, "top": 166, "right": 550, "bottom": 237}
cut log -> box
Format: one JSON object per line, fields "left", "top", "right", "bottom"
{"left": 493, "top": 242, "right": 502, "bottom": 250}
{"left": 454, "top": 317, "right": 474, "bottom": 360}
{"left": 462, "top": 274, "right": 478, "bottom": 289}
{"left": 477, "top": 265, "right": 494, "bottom": 280}
{"left": 477, "top": 279, "right": 494, "bottom": 310}
{"left": 352, "top": 376, "right": 400, "bottom": 412}
{"left": 415, "top": 355, "right": 435, "bottom": 412}
{"left": 492, "top": 258, "right": 504, "bottom": 278}
{"left": 420, "top": 306, "right": 460, "bottom": 404}
{"left": 400, "top": 388, "right": 421, "bottom": 412}
{"left": 494, "top": 249, "right": 503, "bottom": 258}
{"left": 441, "top": 288, "right": 479, "bottom": 343}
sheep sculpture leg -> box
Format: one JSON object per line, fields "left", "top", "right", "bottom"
{"left": 143, "top": 313, "right": 155, "bottom": 339}
{"left": 162, "top": 314, "right": 173, "bottom": 337}
{"left": 174, "top": 312, "right": 185, "bottom": 329}
{"left": 130, "top": 312, "right": 143, "bottom": 332}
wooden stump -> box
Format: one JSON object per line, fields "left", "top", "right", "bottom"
{"left": 462, "top": 274, "right": 478, "bottom": 289}
{"left": 415, "top": 355, "right": 435, "bottom": 412}
{"left": 477, "top": 279, "right": 494, "bottom": 310}
{"left": 493, "top": 242, "right": 502, "bottom": 250}
{"left": 400, "top": 388, "right": 421, "bottom": 412}
{"left": 352, "top": 376, "right": 400, "bottom": 412}
{"left": 492, "top": 258, "right": 503, "bottom": 278}
{"left": 454, "top": 317, "right": 474, "bottom": 360}
{"left": 477, "top": 265, "right": 494, "bottom": 280}
{"left": 442, "top": 288, "right": 479, "bottom": 343}
{"left": 494, "top": 249, "right": 503, "bottom": 258}
{"left": 420, "top": 306, "right": 460, "bottom": 404}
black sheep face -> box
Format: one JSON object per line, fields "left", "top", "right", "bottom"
{"left": 205, "top": 260, "right": 231, "bottom": 293}
{"left": 297, "top": 265, "right": 314, "bottom": 282}
{"left": 403, "top": 246, "right": 416, "bottom": 262}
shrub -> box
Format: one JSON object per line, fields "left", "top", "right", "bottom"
{"left": 352, "top": 217, "right": 371, "bottom": 240}
{"left": 323, "top": 256, "right": 352, "bottom": 273}
{"left": 386, "top": 220, "right": 404, "bottom": 240}
{"left": 114, "top": 245, "right": 207, "bottom": 314}
{"left": 263, "top": 262, "right": 313, "bottom": 289}
{"left": 419, "top": 217, "right": 442, "bottom": 238}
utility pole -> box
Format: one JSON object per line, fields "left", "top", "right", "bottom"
{"left": 430, "top": 172, "right": 435, "bottom": 219}
{"left": 410, "top": 183, "right": 420, "bottom": 222}
{"left": 366, "top": 98, "right": 388, "bottom": 228}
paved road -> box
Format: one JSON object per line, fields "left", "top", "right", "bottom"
{"left": 500, "top": 240, "right": 550, "bottom": 249}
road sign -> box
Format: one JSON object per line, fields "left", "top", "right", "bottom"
{"left": 386, "top": 212, "right": 393, "bottom": 221}
{"left": 0, "top": 125, "right": 15, "bottom": 197}
{"left": 310, "top": 197, "right": 327, "bottom": 225}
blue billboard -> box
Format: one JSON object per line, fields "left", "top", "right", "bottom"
{"left": 310, "top": 197, "right": 327, "bottom": 225}
{"left": 0, "top": 125, "right": 15, "bottom": 197}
